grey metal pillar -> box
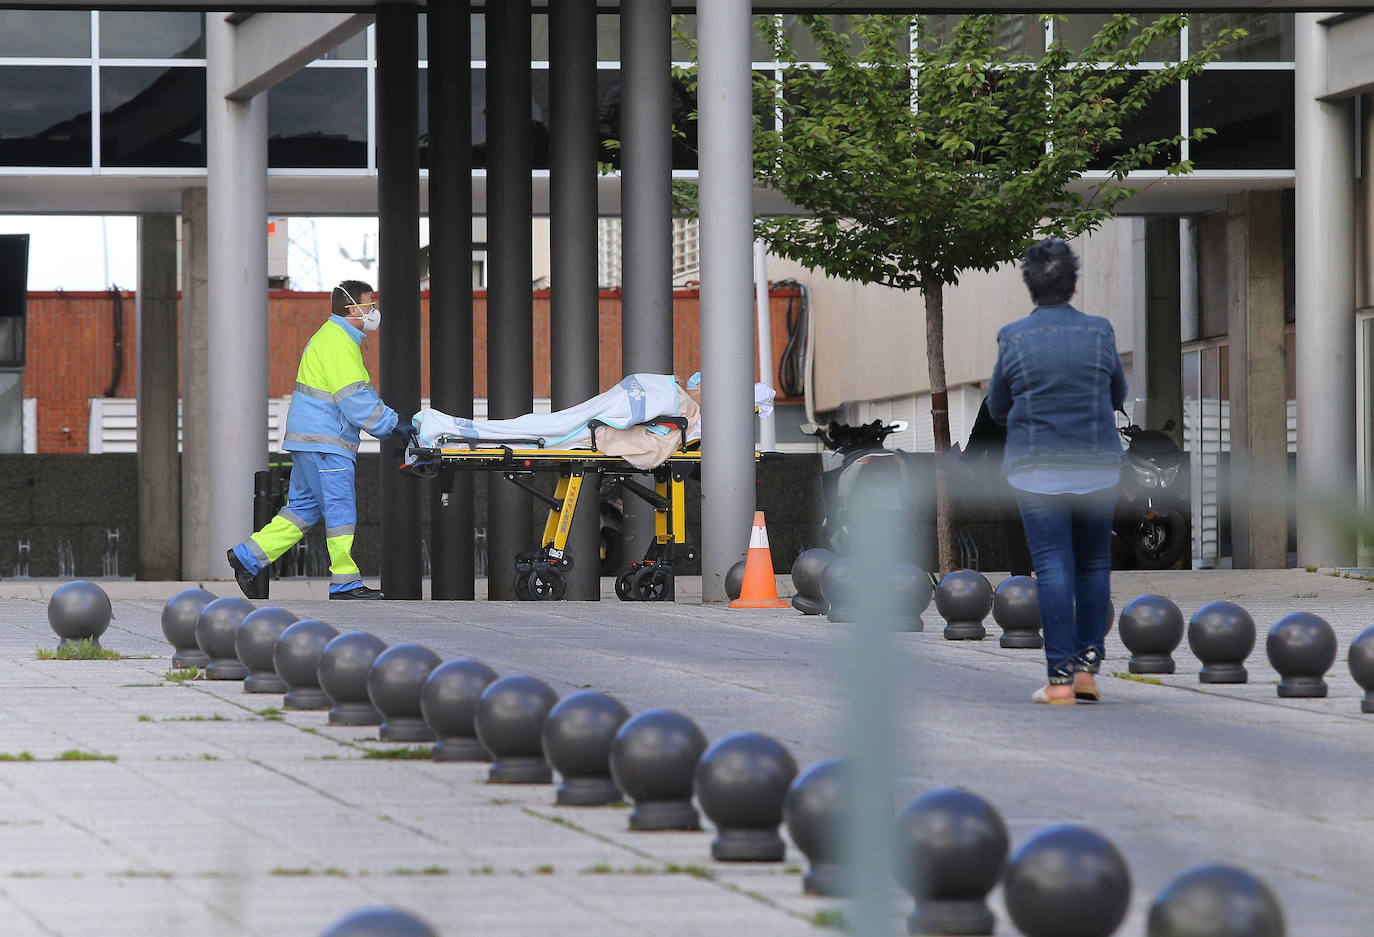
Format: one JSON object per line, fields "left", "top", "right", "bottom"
{"left": 206, "top": 14, "right": 268, "bottom": 581}
{"left": 1295, "top": 14, "right": 1357, "bottom": 567}
{"left": 486, "top": 0, "right": 534, "bottom": 600}
{"left": 136, "top": 214, "right": 181, "bottom": 580}
{"left": 1135, "top": 217, "right": 1183, "bottom": 450}
{"left": 697, "top": 0, "right": 756, "bottom": 603}
{"left": 179, "top": 186, "right": 211, "bottom": 580}
{"left": 550, "top": 0, "right": 601, "bottom": 600}
{"left": 377, "top": 4, "right": 423, "bottom": 599}
{"left": 619, "top": 0, "right": 675, "bottom": 569}
{"left": 427, "top": 0, "right": 475, "bottom": 600}
{"left": 1227, "top": 190, "right": 1290, "bottom": 569}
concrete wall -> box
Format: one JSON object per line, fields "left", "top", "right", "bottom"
{"left": 767, "top": 218, "right": 1145, "bottom": 411}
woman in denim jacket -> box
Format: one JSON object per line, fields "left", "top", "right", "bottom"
{"left": 986, "top": 239, "right": 1128, "bottom": 705}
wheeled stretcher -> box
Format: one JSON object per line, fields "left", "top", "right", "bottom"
{"left": 402, "top": 419, "right": 724, "bottom": 601}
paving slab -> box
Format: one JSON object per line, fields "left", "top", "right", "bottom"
{"left": 0, "top": 569, "right": 1369, "bottom": 935}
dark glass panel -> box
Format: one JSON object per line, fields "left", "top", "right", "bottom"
{"left": 100, "top": 66, "right": 205, "bottom": 167}
{"left": 0, "top": 66, "right": 91, "bottom": 167}
{"left": 100, "top": 12, "right": 203, "bottom": 59}
{"left": 586, "top": 68, "right": 708, "bottom": 171}
{"left": 921, "top": 15, "right": 1043, "bottom": 60}
{"left": 777, "top": 14, "right": 904, "bottom": 62}
{"left": 472, "top": 68, "right": 486, "bottom": 169}
{"left": 1055, "top": 14, "right": 1180, "bottom": 63}
{"left": 0, "top": 11, "right": 90, "bottom": 58}
{"left": 1086, "top": 72, "right": 1181, "bottom": 171}
{"left": 1189, "top": 70, "right": 1294, "bottom": 170}
{"left": 1190, "top": 13, "right": 1293, "bottom": 62}
{"left": 267, "top": 68, "right": 367, "bottom": 169}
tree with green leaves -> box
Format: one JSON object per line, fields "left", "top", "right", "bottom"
{"left": 748, "top": 13, "right": 1239, "bottom": 572}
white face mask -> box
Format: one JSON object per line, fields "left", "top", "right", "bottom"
{"left": 340, "top": 287, "right": 381, "bottom": 331}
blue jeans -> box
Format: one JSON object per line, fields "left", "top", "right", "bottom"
{"left": 1015, "top": 488, "right": 1115, "bottom": 684}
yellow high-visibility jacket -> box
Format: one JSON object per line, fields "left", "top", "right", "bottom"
{"left": 283, "top": 315, "right": 398, "bottom": 460}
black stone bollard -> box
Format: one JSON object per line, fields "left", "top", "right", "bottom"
{"left": 1147, "top": 863, "right": 1285, "bottom": 937}
{"left": 609, "top": 708, "right": 708, "bottom": 831}
{"left": 162, "top": 588, "right": 216, "bottom": 669}
{"left": 47, "top": 580, "right": 113, "bottom": 651}
{"left": 273, "top": 619, "right": 340, "bottom": 710}
{"left": 1348, "top": 625, "right": 1374, "bottom": 713}
{"left": 319, "top": 906, "right": 439, "bottom": 937}
{"left": 473, "top": 674, "right": 560, "bottom": 783}
{"left": 366, "top": 644, "right": 443, "bottom": 742}
{"left": 1119, "top": 594, "right": 1185, "bottom": 674}
{"left": 821, "top": 557, "right": 859, "bottom": 623}
{"left": 784, "top": 758, "right": 850, "bottom": 896}
{"left": 894, "top": 788, "right": 1009, "bottom": 936}
{"left": 1003, "top": 824, "right": 1131, "bottom": 937}
{"left": 993, "top": 575, "right": 1042, "bottom": 649}
{"left": 790, "top": 548, "right": 836, "bottom": 616}
{"left": 725, "top": 559, "right": 748, "bottom": 602}
{"left": 1266, "top": 612, "right": 1337, "bottom": 698}
{"left": 695, "top": 731, "right": 799, "bottom": 861}
{"left": 421, "top": 658, "right": 499, "bottom": 760}
{"left": 541, "top": 690, "right": 631, "bottom": 805}
{"left": 195, "top": 596, "right": 255, "bottom": 680}
{"left": 892, "top": 563, "right": 934, "bottom": 632}
{"left": 1187, "top": 601, "right": 1255, "bottom": 684}
{"left": 935, "top": 569, "right": 993, "bottom": 641}
{"left": 318, "top": 631, "right": 388, "bottom": 725}
{"left": 235, "top": 606, "right": 299, "bottom": 693}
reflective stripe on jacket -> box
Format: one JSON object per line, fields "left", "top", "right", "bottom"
{"left": 283, "top": 315, "right": 399, "bottom": 461}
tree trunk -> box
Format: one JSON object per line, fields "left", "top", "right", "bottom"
{"left": 923, "top": 283, "right": 957, "bottom": 575}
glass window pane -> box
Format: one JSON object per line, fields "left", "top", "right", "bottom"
{"left": 100, "top": 12, "right": 203, "bottom": 59}
{"left": 0, "top": 66, "right": 91, "bottom": 167}
{"left": 777, "top": 14, "right": 905, "bottom": 62}
{"left": 588, "top": 68, "right": 706, "bottom": 171}
{"left": 473, "top": 68, "right": 486, "bottom": 169}
{"left": 100, "top": 66, "right": 205, "bottom": 167}
{"left": 472, "top": 14, "right": 485, "bottom": 61}
{"left": 268, "top": 68, "right": 367, "bottom": 169}
{"left": 0, "top": 11, "right": 90, "bottom": 58}
{"left": 1055, "top": 14, "right": 1180, "bottom": 63}
{"left": 922, "top": 15, "right": 1043, "bottom": 61}
{"left": 597, "top": 14, "right": 620, "bottom": 61}
{"left": 532, "top": 13, "right": 549, "bottom": 62}
{"left": 322, "top": 28, "right": 367, "bottom": 61}
{"left": 1189, "top": 13, "right": 1293, "bottom": 63}
{"left": 1189, "top": 70, "right": 1294, "bottom": 170}
{"left": 1087, "top": 72, "right": 1181, "bottom": 171}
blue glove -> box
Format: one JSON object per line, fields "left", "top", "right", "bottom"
{"left": 390, "top": 424, "right": 414, "bottom": 446}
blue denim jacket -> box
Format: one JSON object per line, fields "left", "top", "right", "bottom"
{"left": 985, "top": 303, "right": 1128, "bottom": 476}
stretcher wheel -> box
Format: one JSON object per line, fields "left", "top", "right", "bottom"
{"left": 527, "top": 567, "right": 566, "bottom": 601}
{"left": 614, "top": 568, "right": 636, "bottom": 601}
{"left": 631, "top": 566, "right": 672, "bottom": 602}
{"left": 514, "top": 571, "right": 532, "bottom": 601}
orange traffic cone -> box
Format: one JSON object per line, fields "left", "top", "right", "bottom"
{"left": 729, "top": 512, "right": 791, "bottom": 609}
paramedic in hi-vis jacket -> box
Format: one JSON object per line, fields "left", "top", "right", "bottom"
{"left": 227, "top": 280, "right": 411, "bottom": 600}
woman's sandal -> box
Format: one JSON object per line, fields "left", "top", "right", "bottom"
{"left": 1074, "top": 675, "right": 1100, "bottom": 702}
{"left": 1032, "top": 685, "right": 1077, "bottom": 705}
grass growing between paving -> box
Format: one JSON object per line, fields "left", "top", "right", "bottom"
{"left": 810, "top": 909, "right": 848, "bottom": 929}
{"left": 363, "top": 746, "right": 433, "bottom": 759}
{"left": 165, "top": 668, "right": 204, "bottom": 682}
{"left": 36, "top": 639, "right": 120, "bottom": 661}
{"left": 0, "top": 750, "right": 114, "bottom": 762}
{"left": 1111, "top": 671, "right": 1164, "bottom": 686}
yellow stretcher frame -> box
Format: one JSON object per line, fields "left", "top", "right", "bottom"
{"left": 404, "top": 430, "right": 712, "bottom": 601}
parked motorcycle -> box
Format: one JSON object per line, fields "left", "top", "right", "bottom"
{"left": 1113, "top": 415, "right": 1189, "bottom": 570}
{"left": 801, "top": 419, "right": 922, "bottom": 560}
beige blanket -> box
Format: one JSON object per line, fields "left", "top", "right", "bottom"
{"left": 596, "top": 383, "right": 700, "bottom": 469}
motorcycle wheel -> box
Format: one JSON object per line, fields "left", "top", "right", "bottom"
{"left": 1131, "top": 508, "right": 1187, "bottom": 570}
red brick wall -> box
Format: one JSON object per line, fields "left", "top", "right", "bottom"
{"left": 23, "top": 287, "right": 799, "bottom": 453}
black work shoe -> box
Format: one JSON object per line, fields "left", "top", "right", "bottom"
{"left": 329, "top": 585, "right": 386, "bottom": 600}
{"left": 226, "top": 549, "right": 266, "bottom": 600}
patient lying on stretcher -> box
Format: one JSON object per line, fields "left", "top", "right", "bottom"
{"left": 408, "top": 373, "right": 774, "bottom": 471}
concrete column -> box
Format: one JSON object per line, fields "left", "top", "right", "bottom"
{"left": 206, "top": 14, "right": 268, "bottom": 580}
{"left": 376, "top": 5, "right": 423, "bottom": 599}
{"left": 697, "top": 0, "right": 756, "bottom": 602}
{"left": 179, "top": 186, "right": 211, "bottom": 580}
{"left": 1134, "top": 217, "right": 1184, "bottom": 449}
{"left": 619, "top": 0, "right": 674, "bottom": 568}
{"left": 1227, "top": 191, "right": 1290, "bottom": 569}
{"left": 549, "top": 0, "right": 601, "bottom": 600}
{"left": 427, "top": 0, "right": 474, "bottom": 600}
{"left": 136, "top": 214, "right": 181, "bottom": 580}
{"left": 486, "top": 0, "right": 534, "bottom": 600}
{"left": 1295, "top": 14, "right": 1357, "bottom": 567}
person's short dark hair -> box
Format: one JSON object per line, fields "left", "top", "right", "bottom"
{"left": 331, "top": 279, "right": 374, "bottom": 317}
{"left": 1021, "top": 238, "right": 1079, "bottom": 306}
